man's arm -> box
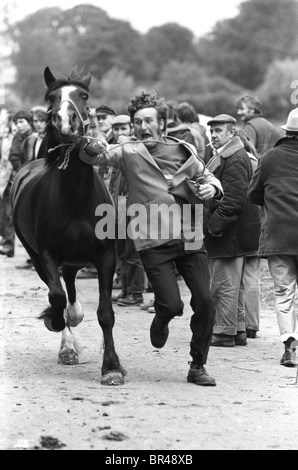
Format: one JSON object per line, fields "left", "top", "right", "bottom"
{"left": 197, "top": 167, "right": 223, "bottom": 201}
{"left": 79, "top": 138, "right": 120, "bottom": 167}
{"left": 243, "top": 123, "right": 257, "bottom": 148}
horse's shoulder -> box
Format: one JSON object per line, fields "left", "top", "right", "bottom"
{"left": 11, "top": 159, "right": 46, "bottom": 204}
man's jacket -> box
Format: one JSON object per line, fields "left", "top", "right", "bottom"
{"left": 203, "top": 136, "right": 261, "bottom": 258}
{"left": 249, "top": 136, "right": 298, "bottom": 256}
{"left": 80, "top": 136, "right": 223, "bottom": 251}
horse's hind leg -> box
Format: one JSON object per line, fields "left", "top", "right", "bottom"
{"left": 96, "top": 251, "right": 124, "bottom": 386}
{"left": 58, "top": 266, "right": 82, "bottom": 365}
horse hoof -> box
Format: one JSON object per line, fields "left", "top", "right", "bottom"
{"left": 58, "top": 351, "right": 79, "bottom": 365}
{"left": 101, "top": 371, "right": 124, "bottom": 386}
{"left": 44, "top": 317, "right": 64, "bottom": 333}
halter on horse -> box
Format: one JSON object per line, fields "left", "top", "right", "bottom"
{"left": 11, "top": 66, "right": 124, "bottom": 385}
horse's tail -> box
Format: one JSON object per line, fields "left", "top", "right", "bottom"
{"left": 39, "top": 306, "right": 65, "bottom": 332}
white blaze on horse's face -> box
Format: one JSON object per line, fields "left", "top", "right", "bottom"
{"left": 58, "top": 86, "right": 79, "bottom": 135}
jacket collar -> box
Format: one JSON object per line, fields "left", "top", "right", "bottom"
{"left": 218, "top": 136, "right": 244, "bottom": 158}
{"left": 130, "top": 135, "right": 199, "bottom": 175}
{"left": 206, "top": 136, "right": 244, "bottom": 173}
{"left": 274, "top": 135, "right": 298, "bottom": 148}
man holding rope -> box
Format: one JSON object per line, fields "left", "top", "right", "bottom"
{"left": 80, "top": 90, "right": 223, "bottom": 386}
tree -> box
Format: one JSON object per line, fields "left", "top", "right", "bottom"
{"left": 64, "top": 5, "right": 147, "bottom": 81}
{"left": 197, "top": 0, "right": 298, "bottom": 89}
{"left": 144, "top": 23, "right": 197, "bottom": 80}
{"left": 3, "top": 4, "right": 147, "bottom": 104}
{"left": 154, "top": 61, "right": 245, "bottom": 116}
{"left": 5, "top": 7, "right": 75, "bottom": 103}
{"left": 97, "top": 67, "right": 136, "bottom": 112}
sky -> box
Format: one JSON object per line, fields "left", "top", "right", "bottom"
{"left": 8, "top": 0, "right": 244, "bottom": 38}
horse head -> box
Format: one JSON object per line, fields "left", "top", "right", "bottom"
{"left": 44, "top": 66, "right": 93, "bottom": 140}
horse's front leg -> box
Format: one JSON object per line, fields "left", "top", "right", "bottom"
{"left": 57, "top": 265, "right": 83, "bottom": 365}
{"left": 58, "top": 324, "right": 79, "bottom": 365}
{"left": 38, "top": 251, "right": 66, "bottom": 332}
{"left": 96, "top": 255, "right": 124, "bottom": 386}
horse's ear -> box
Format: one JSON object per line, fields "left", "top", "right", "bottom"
{"left": 81, "top": 71, "right": 93, "bottom": 90}
{"left": 44, "top": 66, "right": 56, "bottom": 88}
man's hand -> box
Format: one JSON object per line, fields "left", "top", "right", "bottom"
{"left": 196, "top": 183, "right": 216, "bottom": 201}
{"left": 84, "top": 139, "right": 109, "bottom": 157}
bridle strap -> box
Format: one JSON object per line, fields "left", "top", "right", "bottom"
{"left": 59, "top": 97, "right": 90, "bottom": 129}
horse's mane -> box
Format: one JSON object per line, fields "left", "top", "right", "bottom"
{"left": 44, "top": 67, "right": 89, "bottom": 102}
{"left": 36, "top": 104, "right": 63, "bottom": 167}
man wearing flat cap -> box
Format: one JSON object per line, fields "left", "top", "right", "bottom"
{"left": 249, "top": 108, "right": 298, "bottom": 367}
{"left": 95, "top": 104, "right": 116, "bottom": 143}
{"left": 111, "top": 114, "right": 132, "bottom": 140}
{"left": 204, "top": 114, "right": 261, "bottom": 347}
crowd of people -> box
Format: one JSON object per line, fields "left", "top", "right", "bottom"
{"left": 1, "top": 89, "right": 297, "bottom": 386}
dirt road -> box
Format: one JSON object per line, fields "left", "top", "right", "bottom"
{"left": 1, "top": 242, "right": 298, "bottom": 451}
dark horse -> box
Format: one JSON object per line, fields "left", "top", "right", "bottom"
{"left": 11, "top": 66, "right": 124, "bottom": 385}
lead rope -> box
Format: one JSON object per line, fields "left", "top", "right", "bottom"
{"left": 48, "top": 135, "right": 204, "bottom": 171}
{"left": 57, "top": 142, "right": 76, "bottom": 170}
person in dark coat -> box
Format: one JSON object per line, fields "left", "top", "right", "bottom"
{"left": 204, "top": 114, "right": 261, "bottom": 347}
{"left": 0, "top": 110, "right": 33, "bottom": 258}
{"left": 248, "top": 108, "right": 298, "bottom": 367}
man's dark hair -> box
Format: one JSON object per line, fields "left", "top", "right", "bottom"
{"left": 127, "top": 90, "right": 168, "bottom": 128}
{"left": 237, "top": 94, "right": 262, "bottom": 115}
{"left": 176, "top": 102, "right": 199, "bottom": 123}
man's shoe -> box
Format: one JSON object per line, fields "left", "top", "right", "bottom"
{"left": 113, "top": 277, "right": 122, "bottom": 289}
{"left": 147, "top": 306, "right": 156, "bottom": 313}
{"left": 280, "top": 349, "right": 296, "bottom": 367}
{"left": 76, "top": 268, "right": 97, "bottom": 279}
{"left": 112, "top": 292, "right": 127, "bottom": 303}
{"left": 211, "top": 333, "right": 235, "bottom": 347}
{"left": 140, "top": 299, "right": 155, "bottom": 310}
{"left": 235, "top": 331, "right": 247, "bottom": 346}
{"left": 246, "top": 329, "right": 257, "bottom": 339}
{"left": 187, "top": 364, "right": 216, "bottom": 386}
{"left": 0, "top": 247, "right": 14, "bottom": 257}
{"left": 150, "top": 315, "right": 169, "bottom": 348}
{"left": 117, "top": 293, "right": 143, "bottom": 306}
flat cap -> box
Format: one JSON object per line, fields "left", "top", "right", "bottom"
{"left": 111, "top": 114, "right": 131, "bottom": 126}
{"left": 207, "top": 114, "right": 237, "bottom": 126}
{"left": 95, "top": 104, "right": 116, "bottom": 116}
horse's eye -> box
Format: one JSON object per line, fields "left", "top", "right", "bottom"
{"left": 48, "top": 94, "right": 55, "bottom": 104}
{"left": 82, "top": 94, "right": 88, "bottom": 101}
